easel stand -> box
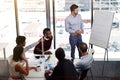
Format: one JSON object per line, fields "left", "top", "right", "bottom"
{"left": 102, "top": 48, "right": 108, "bottom": 75}
{"left": 3, "top": 48, "right": 6, "bottom": 60}
{"left": 89, "top": 44, "right": 109, "bottom": 76}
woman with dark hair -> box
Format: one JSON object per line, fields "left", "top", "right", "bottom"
{"left": 16, "top": 36, "right": 26, "bottom": 47}
{"left": 8, "top": 36, "right": 27, "bottom": 65}
{"left": 9, "top": 46, "right": 37, "bottom": 80}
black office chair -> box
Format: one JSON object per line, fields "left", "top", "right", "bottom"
{"left": 79, "top": 68, "right": 93, "bottom": 80}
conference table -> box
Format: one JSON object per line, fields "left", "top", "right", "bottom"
{"left": 24, "top": 52, "right": 57, "bottom": 80}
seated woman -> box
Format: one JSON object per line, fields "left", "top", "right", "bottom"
{"left": 34, "top": 28, "right": 53, "bottom": 55}
{"left": 45, "top": 48, "right": 78, "bottom": 80}
{"left": 9, "top": 46, "right": 37, "bottom": 80}
{"left": 8, "top": 36, "right": 26, "bottom": 63}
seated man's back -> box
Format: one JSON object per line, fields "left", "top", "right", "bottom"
{"left": 48, "top": 59, "right": 78, "bottom": 80}
{"left": 75, "top": 52, "right": 93, "bottom": 72}
{"left": 74, "top": 42, "right": 94, "bottom": 80}
{"left": 75, "top": 42, "right": 94, "bottom": 73}
{"left": 45, "top": 48, "right": 78, "bottom": 80}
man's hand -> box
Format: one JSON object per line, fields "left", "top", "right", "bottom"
{"left": 44, "top": 50, "right": 52, "bottom": 55}
{"left": 75, "top": 30, "right": 84, "bottom": 35}
{"left": 45, "top": 70, "right": 51, "bottom": 74}
{"left": 49, "top": 35, "right": 53, "bottom": 39}
{"left": 81, "top": 29, "right": 84, "bottom": 34}
{"left": 50, "top": 68, "right": 54, "bottom": 71}
{"left": 75, "top": 30, "right": 81, "bottom": 35}
{"left": 90, "top": 49, "right": 95, "bottom": 55}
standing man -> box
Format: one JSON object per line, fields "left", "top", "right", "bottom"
{"left": 65, "top": 4, "right": 84, "bottom": 62}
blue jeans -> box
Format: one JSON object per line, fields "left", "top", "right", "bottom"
{"left": 69, "top": 35, "right": 82, "bottom": 59}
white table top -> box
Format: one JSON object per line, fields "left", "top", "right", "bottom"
{"left": 25, "top": 69, "right": 45, "bottom": 80}
{"left": 25, "top": 54, "right": 57, "bottom": 80}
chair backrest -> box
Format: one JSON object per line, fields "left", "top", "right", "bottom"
{"left": 0, "top": 60, "right": 9, "bottom": 80}
{"left": 80, "top": 69, "right": 89, "bottom": 80}
{"left": 7, "top": 55, "right": 13, "bottom": 64}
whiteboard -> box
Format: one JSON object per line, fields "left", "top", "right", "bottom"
{"left": 89, "top": 11, "right": 114, "bottom": 49}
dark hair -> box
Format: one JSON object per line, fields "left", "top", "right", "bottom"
{"left": 70, "top": 4, "right": 78, "bottom": 12}
{"left": 79, "top": 42, "right": 88, "bottom": 53}
{"left": 43, "top": 28, "right": 50, "bottom": 35}
{"left": 16, "top": 36, "right": 26, "bottom": 45}
{"left": 55, "top": 48, "right": 65, "bottom": 61}
{"left": 13, "top": 46, "right": 23, "bottom": 62}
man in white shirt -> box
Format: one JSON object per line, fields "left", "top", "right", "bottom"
{"left": 75, "top": 42, "right": 94, "bottom": 74}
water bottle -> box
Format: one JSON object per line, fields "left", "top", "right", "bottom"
{"left": 39, "top": 57, "right": 42, "bottom": 64}
{"left": 44, "top": 60, "right": 48, "bottom": 69}
{"left": 44, "top": 55, "right": 51, "bottom": 69}
{"left": 45, "top": 55, "right": 51, "bottom": 62}
{"left": 40, "top": 55, "right": 45, "bottom": 63}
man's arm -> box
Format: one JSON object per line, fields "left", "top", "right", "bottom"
{"left": 76, "top": 15, "right": 84, "bottom": 35}
{"left": 45, "top": 36, "right": 53, "bottom": 51}
{"left": 35, "top": 47, "right": 42, "bottom": 53}
{"left": 80, "top": 20, "right": 84, "bottom": 34}
{"left": 74, "top": 60, "right": 83, "bottom": 71}
{"left": 88, "top": 49, "right": 94, "bottom": 55}
{"left": 34, "top": 41, "right": 43, "bottom": 54}
{"left": 65, "top": 19, "right": 75, "bottom": 33}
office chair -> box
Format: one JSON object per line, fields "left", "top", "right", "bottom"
{"left": 79, "top": 68, "right": 93, "bottom": 80}
{"left": 0, "top": 60, "right": 9, "bottom": 80}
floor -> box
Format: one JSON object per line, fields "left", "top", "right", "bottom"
{"left": 86, "top": 61, "right": 120, "bottom": 80}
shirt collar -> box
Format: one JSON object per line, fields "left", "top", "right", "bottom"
{"left": 70, "top": 14, "right": 78, "bottom": 18}
{"left": 81, "top": 54, "right": 89, "bottom": 59}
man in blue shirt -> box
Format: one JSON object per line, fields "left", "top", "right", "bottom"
{"left": 75, "top": 42, "right": 94, "bottom": 74}
{"left": 74, "top": 42, "right": 94, "bottom": 80}
{"left": 65, "top": 4, "right": 84, "bottom": 62}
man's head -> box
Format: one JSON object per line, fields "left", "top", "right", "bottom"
{"left": 79, "top": 42, "right": 88, "bottom": 56}
{"left": 55, "top": 48, "right": 65, "bottom": 61}
{"left": 43, "top": 28, "right": 52, "bottom": 39}
{"left": 70, "top": 4, "right": 79, "bottom": 16}
{"left": 16, "top": 36, "right": 26, "bottom": 46}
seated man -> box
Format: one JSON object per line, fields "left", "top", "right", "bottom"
{"left": 45, "top": 48, "right": 78, "bottom": 80}
{"left": 34, "top": 28, "right": 53, "bottom": 55}
{"left": 74, "top": 42, "right": 94, "bottom": 80}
